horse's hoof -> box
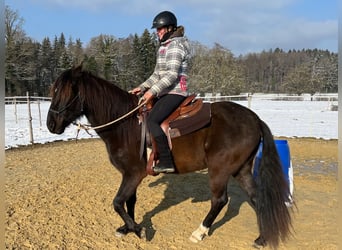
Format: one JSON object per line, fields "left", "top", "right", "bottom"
{"left": 115, "top": 231, "right": 125, "bottom": 238}
{"left": 139, "top": 227, "right": 146, "bottom": 240}
{"left": 252, "top": 242, "right": 263, "bottom": 249}
{"left": 253, "top": 236, "right": 267, "bottom": 249}
{"left": 189, "top": 234, "right": 201, "bottom": 243}
{"left": 115, "top": 225, "right": 128, "bottom": 237}
{"left": 189, "top": 224, "right": 209, "bottom": 243}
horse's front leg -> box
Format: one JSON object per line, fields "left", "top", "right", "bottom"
{"left": 126, "top": 190, "right": 137, "bottom": 219}
{"left": 113, "top": 175, "right": 145, "bottom": 239}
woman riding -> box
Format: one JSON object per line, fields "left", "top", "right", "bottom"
{"left": 130, "top": 11, "right": 190, "bottom": 173}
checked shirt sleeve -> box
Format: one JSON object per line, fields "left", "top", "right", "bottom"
{"left": 140, "top": 40, "right": 186, "bottom": 96}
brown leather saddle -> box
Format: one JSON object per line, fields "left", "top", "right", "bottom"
{"left": 138, "top": 94, "right": 211, "bottom": 175}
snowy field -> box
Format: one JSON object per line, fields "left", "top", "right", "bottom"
{"left": 5, "top": 100, "right": 338, "bottom": 150}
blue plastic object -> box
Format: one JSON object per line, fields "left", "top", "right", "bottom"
{"left": 253, "top": 139, "right": 293, "bottom": 196}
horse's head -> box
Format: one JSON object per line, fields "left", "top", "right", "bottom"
{"left": 47, "top": 65, "right": 85, "bottom": 134}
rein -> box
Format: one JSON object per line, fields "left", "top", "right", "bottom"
{"left": 73, "top": 98, "right": 147, "bottom": 132}
{"left": 50, "top": 88, "right": 147, "bottom": 140}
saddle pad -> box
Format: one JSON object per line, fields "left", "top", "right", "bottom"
{"left": 169, "top": 102, "right": 211, "bottom": 138}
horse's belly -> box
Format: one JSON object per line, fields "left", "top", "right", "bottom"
{"left": 171, "top": 129, "right": 208, "bottom": 173}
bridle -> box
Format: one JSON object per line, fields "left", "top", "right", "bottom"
{"left": 48, "top": 92, "right": 82, "bottom": 115}
{"left": 49, "top": 90, "right": 147, "bottom": 130}
{"left": 48, "top": 89, "right": 147, "bottom": 158}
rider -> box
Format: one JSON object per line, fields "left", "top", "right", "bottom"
{"left": 130, "top": 11, "right": 190, "bottom": 173}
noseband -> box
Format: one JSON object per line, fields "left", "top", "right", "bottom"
{"left": 48, "top": 92, "right": 83, "bottom": 115}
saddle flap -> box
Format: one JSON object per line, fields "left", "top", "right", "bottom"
{"left": 169, "top": 102, "right": 211, "bottom": 138}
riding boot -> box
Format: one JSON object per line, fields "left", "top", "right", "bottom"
{"left": 153, "top": 134, "right": 176, "bottom": 173}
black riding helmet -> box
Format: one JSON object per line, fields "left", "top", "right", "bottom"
{"left": 151, "top": 11, "right": 177, "bottom": 29}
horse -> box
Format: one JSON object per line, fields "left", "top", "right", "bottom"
{"left": 47, "top": 65, "right": 293, "bottom": 249}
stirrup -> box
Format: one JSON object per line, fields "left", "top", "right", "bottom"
{"left": 153, "top": 165, "right": 175, "bottom": 173}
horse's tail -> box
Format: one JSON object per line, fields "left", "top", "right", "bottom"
{"left": 256, "top": 120, "right": 293, "bottom": 249}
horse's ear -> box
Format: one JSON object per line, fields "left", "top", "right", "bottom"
{"left": 72, "top": 62, "right": 83, "bottom": 79}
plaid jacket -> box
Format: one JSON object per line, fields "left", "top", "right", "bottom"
{"left": 139, "top": 33, "right": 190, "bottom": 97}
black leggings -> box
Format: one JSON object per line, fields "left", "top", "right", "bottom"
{"left": 147, "top": 94, "right": 186, "bottom": 137}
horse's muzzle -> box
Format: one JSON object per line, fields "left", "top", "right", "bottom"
{"left": 46, "top": 113, "right": 64, "bottom": 134}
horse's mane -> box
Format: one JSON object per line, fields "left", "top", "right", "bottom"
{"left": 52, "top": 67, "right": 139, "bottom": 140}
{"left": 78, "top": 70, "right": 137, "bottom": 117}
{"left": 57, "top": 67, "right": 137, "bottom": 117}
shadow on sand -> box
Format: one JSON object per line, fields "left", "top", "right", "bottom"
{"left": 141, "top": 171, "right": 253, "bottom": 241}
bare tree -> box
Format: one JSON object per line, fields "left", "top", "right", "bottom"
{"left": 5, "top": 5, "right": 27, "bottom": 95}
{"left": 5, "top": 5, "right": 26, "bottom": 44}
{"left": 189, "top": 43, "right": 244, "bottom": 95}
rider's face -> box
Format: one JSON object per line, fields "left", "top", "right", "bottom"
{"left": 156, "top": 27, "right": 168, "bottom": 40}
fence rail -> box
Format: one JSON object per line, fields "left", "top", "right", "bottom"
{"left": 198, "top": 93, "right": 338, "bottom": 102}
{"left": 5, "top": 95, "right": 51, "bottom": 104}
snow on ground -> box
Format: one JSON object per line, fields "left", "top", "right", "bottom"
{"left": 238, "top": 100, "right": 337, "bottom": 139}
{"left": 5, "top": 100, "right": 337, "bottom": 150}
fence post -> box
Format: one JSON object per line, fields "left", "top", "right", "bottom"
{"left": 27, "top": 92, "right": 34, "bottom": 144}
{"left": 37, "top": 99, "right": 42, "bottom": 127}
{"left": 14, "top": 97, "right": 18, "bottom": 123}
{"left": 247, "top": 93, "right": 252, "bottom": 109}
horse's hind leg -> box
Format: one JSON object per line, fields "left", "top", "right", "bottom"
{"left": 233, "top": 161, "right": 257, "bottom": 207}
{"left": 234, "top": 161, "right": 267, "bottom": 248}
{"left": 190, "top": 174, "right": 230, "bottom": 243}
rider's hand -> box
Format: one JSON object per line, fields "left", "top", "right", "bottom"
{"left": 129, "top": 87, "right": 142, "bottom": 95}
{"left": 142, "top": 91, "right": 154, "bottom": 103}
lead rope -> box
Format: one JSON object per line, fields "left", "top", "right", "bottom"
{"left": 74, "top": 97, "right": 147, "bottom": 140}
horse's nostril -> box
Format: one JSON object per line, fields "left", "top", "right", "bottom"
{"left": 47, "top": 118, "right": 55, "bottom": 132}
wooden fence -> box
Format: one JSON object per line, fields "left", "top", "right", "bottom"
{"left": 5, "top": 92, "right": 338, "bottom": 146}
{"left": 5, "top": 92, "right": 51, "bottom": 144}
{"left": 198, "top": 93, "right": 338, "bottom": 102}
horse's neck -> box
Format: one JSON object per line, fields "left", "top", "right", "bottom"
{"left": 83, "top": 81, "right": 133, "bottom": 124}
{"left": 82, "top": 84, "right": 139, "bottom": 141}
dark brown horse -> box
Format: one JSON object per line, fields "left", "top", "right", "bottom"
{"left": 47, "top": 65, "right": 292, "bottom": 249}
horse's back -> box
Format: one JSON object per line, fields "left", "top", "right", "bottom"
{"left": 211, "top": 101, "right": 258, "bottom": 121}
{"left": 209, "top": 101, "right": 261, "bottom": 136}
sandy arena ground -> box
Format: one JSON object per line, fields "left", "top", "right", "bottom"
{"left": 5, "top": 138, "right": 338, "bottom": 249}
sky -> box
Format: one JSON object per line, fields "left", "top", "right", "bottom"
{"left": 5, "top": 0, "right": 338, "bottom": 56}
